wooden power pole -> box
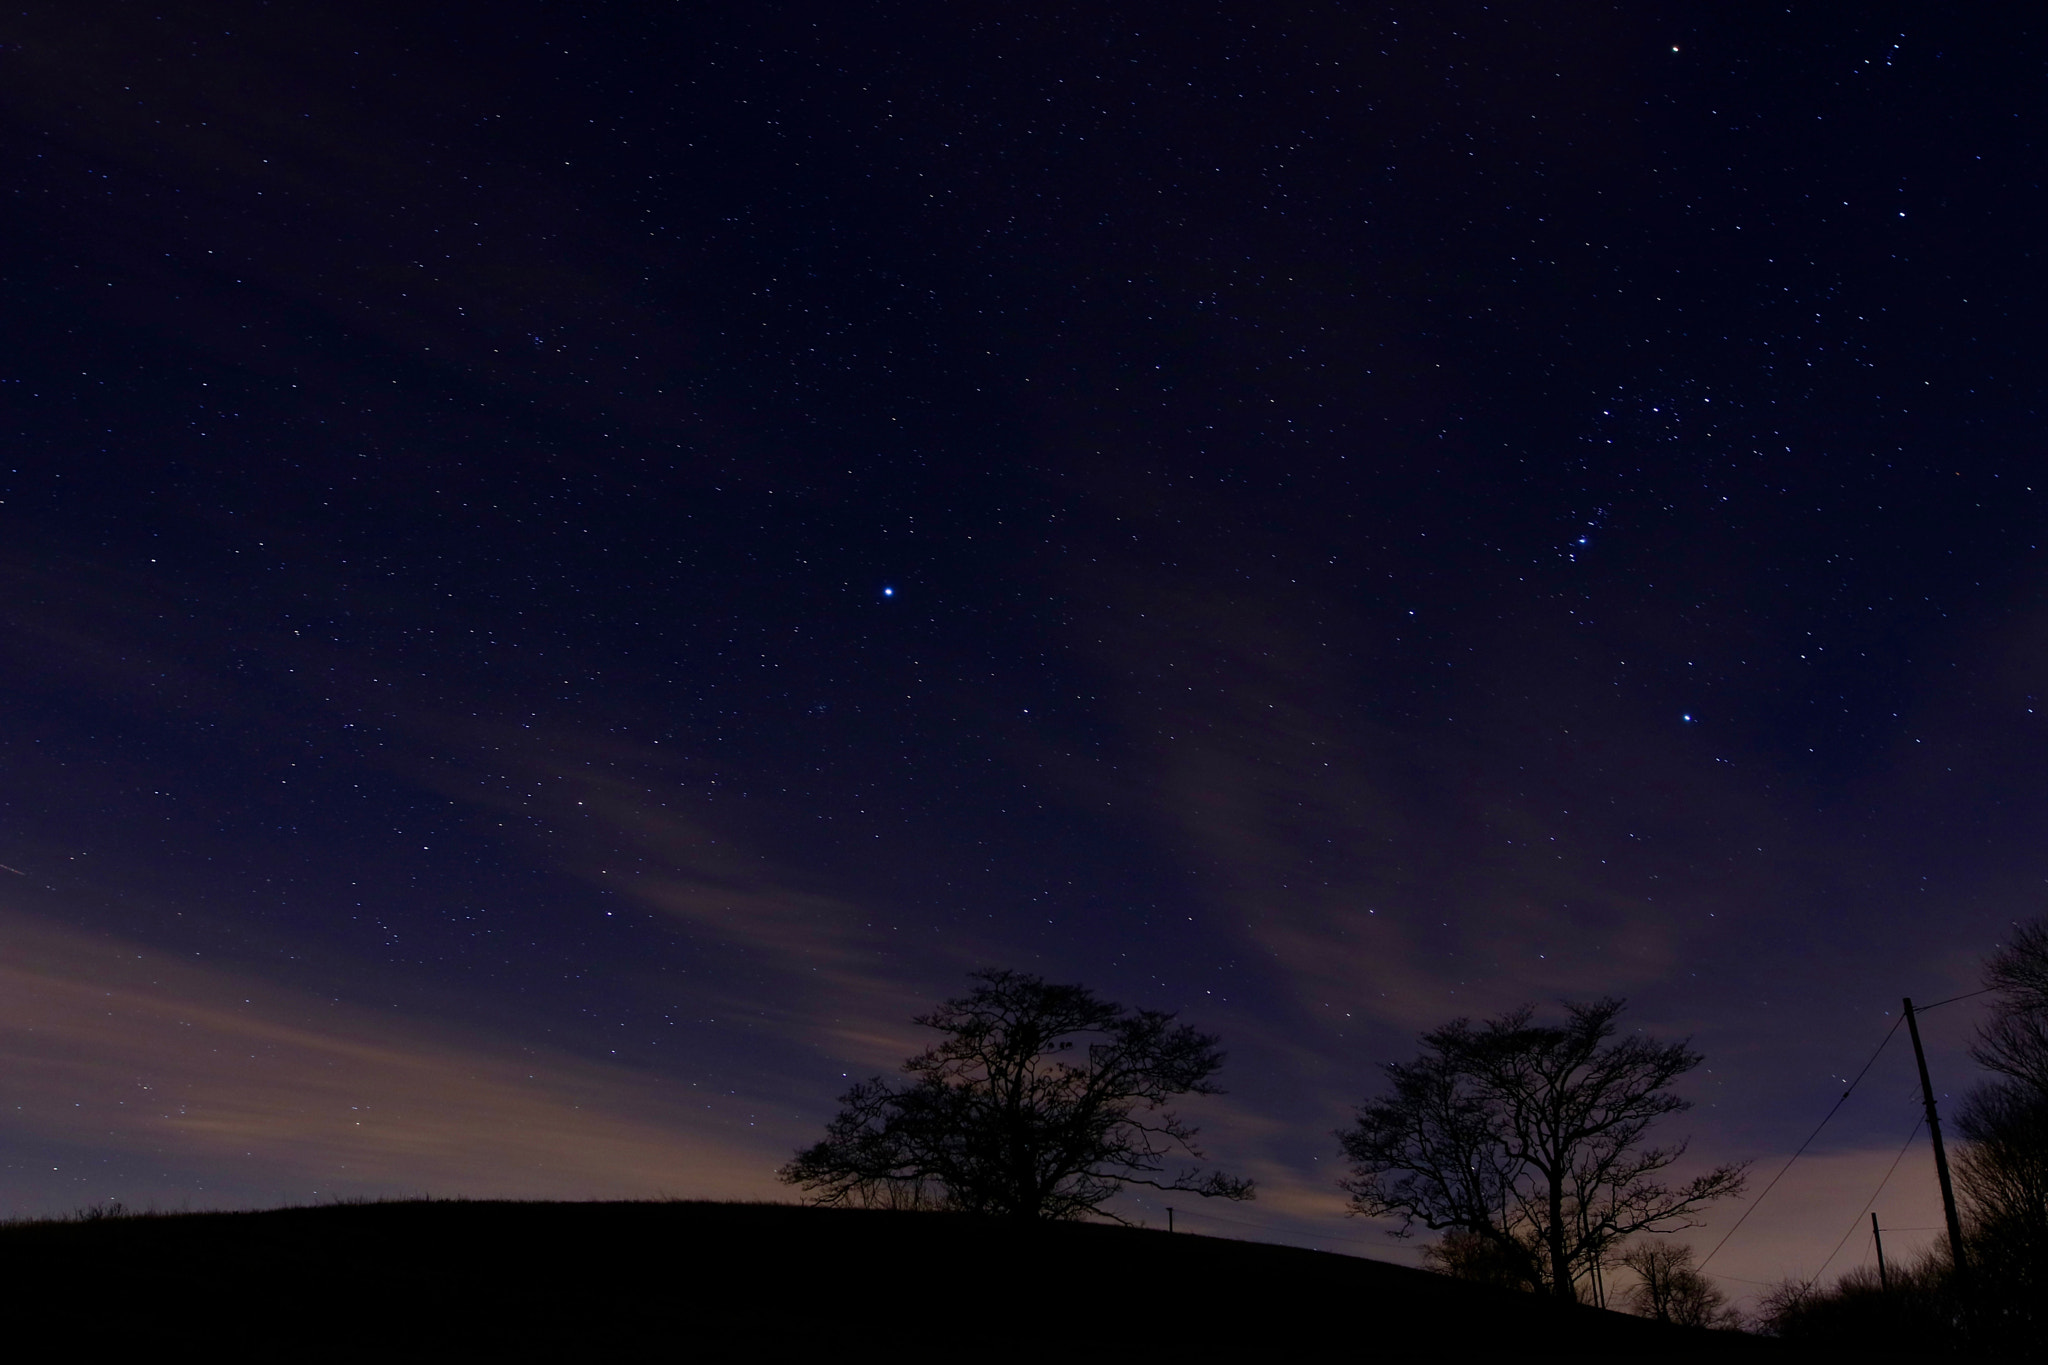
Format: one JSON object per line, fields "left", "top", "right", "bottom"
{"left": 1871, "top": 1212, "right": 1890, "bottom": 1293}
{"left": 1902, "top": 996, "right": 1968, "bottom": 1279}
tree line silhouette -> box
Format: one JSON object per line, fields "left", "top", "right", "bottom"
{"left": 781, "top": 919, "right": 2048, "bottom": 1351}
{"left": 1750, "top": 920, "right": 2048, "bottom": 1353}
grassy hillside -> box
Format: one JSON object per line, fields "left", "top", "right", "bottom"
{"left": 0, "top": 1200, "right": 1784, "bottom": 1360}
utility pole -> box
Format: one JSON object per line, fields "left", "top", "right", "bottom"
{"left": 1871, "top": 1212, "right": 1889, "bottom": 1293}
{"left": 1166, "top": 1206, "right": 1174, "bottom": 1234}
{"left": 1903, "top": 997, "right": 1968, "bottom": 1280}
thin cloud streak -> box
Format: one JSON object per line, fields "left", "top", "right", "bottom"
{"left": 1065, "top": 574, "right": 1696, "bottom": 1025}
{"left": 407, "top": 721, "right": 977, "bottom": 1070}
{"left": 0, "top": 906, "right": 781, "bottom": 1215}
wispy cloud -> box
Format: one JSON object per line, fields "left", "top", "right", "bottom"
{"left": 0, "top": 906, "right": 781, "bottom": 1214}
{"left": 401, "top": 718, "right": 969, "bottom": 1069}
{"left": 1060, "top": 573, "right": 1698, "bottom": 1028}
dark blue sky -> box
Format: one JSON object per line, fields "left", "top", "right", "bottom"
{"left": 1, "top": 0, "right": 2037, "bottom": 1297}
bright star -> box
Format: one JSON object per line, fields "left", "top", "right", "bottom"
{"left": 882, "top": 586, "right": 895, "bottom": 597}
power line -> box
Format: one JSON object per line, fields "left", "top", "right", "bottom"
{"left": 1916, "top": 985, "right": 1996, "bottom": 1012}
{"left": 1182, "top": 989, "right": 1986, "bottom": 1282}
{"left": 1813, "top": 1114, "right": 1922, "bottom": 1281}
{"left": 1700, "top": 1013, "right": 1905, "bottom": 1270}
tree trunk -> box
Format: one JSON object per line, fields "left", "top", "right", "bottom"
{"left": 1548, "top": 1179, "right": 1573, "bottom": 1302}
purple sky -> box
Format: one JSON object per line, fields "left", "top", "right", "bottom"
{"left": 0, "top": 1, "right": 2035, "bottom": 1311}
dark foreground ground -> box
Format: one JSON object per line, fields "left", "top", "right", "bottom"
{"left": 0, "top": 1200, "right": 1789, "bottom": 1361}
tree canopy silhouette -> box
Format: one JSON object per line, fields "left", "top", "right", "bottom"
{"left": 780, "top": 968, "right": 1253, "bottom": 1221}
{"left": 1617, "top": 1240, "right": 1737, "bottom": 1329}
{"left": 1750, "top": 924, "right": 2048, "bottom": 1354}
{"left": 1972, "top": 916, "right": 2048, "bottom": 1097}
{"left": 1956, "top": 917, "right": 2048, "bottom": 1344}
{"left": 1338, "top": 997, "right": 1746, "bottom": 1302}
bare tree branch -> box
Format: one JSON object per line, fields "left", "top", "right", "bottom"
{"left": 1339, "top": 997, "right": 1747, "bottom": 1302}
{"left": 780, "top": 969, "right": 1253, "bottom": 1221}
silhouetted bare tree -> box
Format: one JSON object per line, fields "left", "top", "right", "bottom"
{"left": 1420, "top": 1229, "right": 1535, "bottom": 1290}
{"left": 1759, "top": 922, "right": 2048, "bottom": 1354}
{"left": 1338, "top": 997, "right": 1747, "bottom": 1303}
{"left": 1973, "top": 918, "right": 2048, "bottom": 1096}
{"left": 1618, "top": 1240, "right": 1737, "bottom": 1328}
{"left": 1956, "top": 1082, "right": 2048, "bottom": 1334}
{"left": 1956, "top": 918, "right": 2048, "bottom": 1347}
{"left": 780, "top": 969, "right": 1253, "bottom": 1221}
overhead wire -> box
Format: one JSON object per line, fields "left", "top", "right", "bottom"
{"left": 1797, "top": 985, "right": 1998, "bottom": 1280}
{"left": 1813, "top": 1114, "right": 1922, "bottom": 1280}
{"left": 1916, "top": 985, "right": 1996, "bottom": 1012}
{"left": 1699, "top": 1013, "right": 1905, "bottom": 1270}
{"left": 1187, "top": 992, "right": 1987, "bottom": 1282}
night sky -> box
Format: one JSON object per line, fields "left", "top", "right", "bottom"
{"left": 3, "top": 1, "right": 2039, "bottom": 1305}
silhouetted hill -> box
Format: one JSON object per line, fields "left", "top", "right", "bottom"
{"left": 0, "top": 1200, "right": 1788, "bottom": 1360}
